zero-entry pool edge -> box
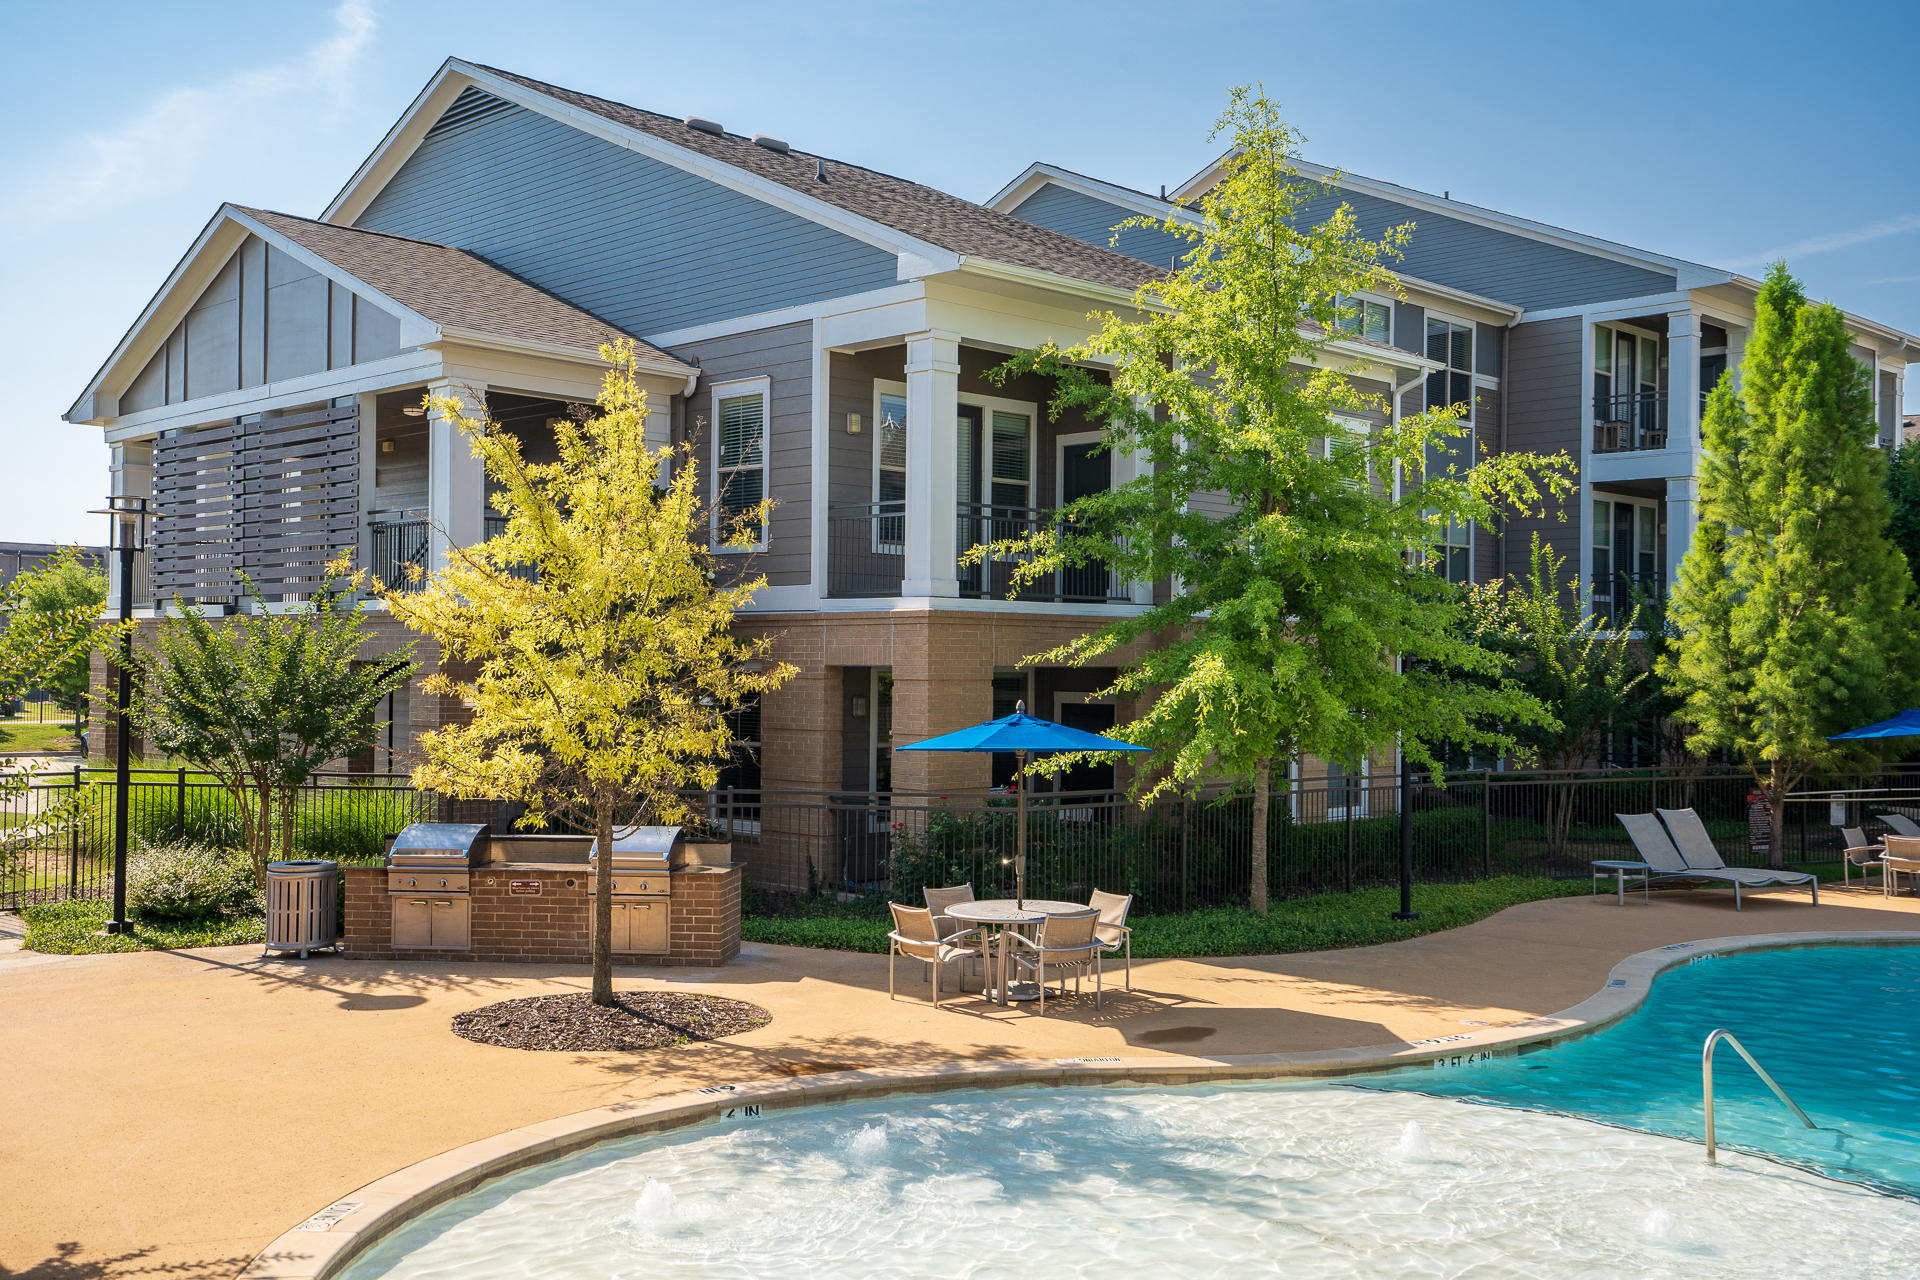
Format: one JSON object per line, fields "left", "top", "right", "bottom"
{"left": 240, "top": 927, "right": 1920, "bottom": 1280}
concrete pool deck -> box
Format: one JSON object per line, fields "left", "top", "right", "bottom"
{"left": 4, "top": 887, "right": 1918, "bottom": 1278}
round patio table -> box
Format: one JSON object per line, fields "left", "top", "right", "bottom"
{"left": 945, "top": 899, "right": 1086, "bottom": 1005}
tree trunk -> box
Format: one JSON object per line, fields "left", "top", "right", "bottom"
{"left": 1250, "top": 756, "right": 1271, "bottom": 916}
{"left": 279, "top": 786, "right": 296, "bottom": 866}
{"left": 1768, "top": 760, "right": 1789, "bottom": 870}
{"left": 591, "top": 805, "right": 615, "bottom": 1006}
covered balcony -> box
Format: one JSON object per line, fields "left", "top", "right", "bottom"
{"left": 827, "top": 501, "right": 1130, "bottom": 603}
{"left": 1589, "top": 314, "right": 1739, "bottom": 457}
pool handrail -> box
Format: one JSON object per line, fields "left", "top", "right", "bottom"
{"left": 1701, "top": 1027, "right": 1816, "bottom": 1164}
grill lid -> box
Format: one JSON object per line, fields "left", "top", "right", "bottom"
{"left": 593, "top": 825, "right": 682, "bottom": 866}
{"left": 387, "top": 822, "right": 491, "bottom": 867}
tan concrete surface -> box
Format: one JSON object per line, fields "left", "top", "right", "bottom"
{"left": 4, "top": 888, "right": 1917, "bottom": 1279}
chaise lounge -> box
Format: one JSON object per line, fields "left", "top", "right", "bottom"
{"left": 1614, "top": 811, "right": 1819, "bottom": 910}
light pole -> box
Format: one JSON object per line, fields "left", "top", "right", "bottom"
{"left": 1393, "top": 749, "right": 1419, "bottom": 921}
{"left": 90, "top": 496, "right": 148, "bottom": 935}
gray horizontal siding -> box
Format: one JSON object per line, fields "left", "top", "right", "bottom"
{"left": 355, "top": 89, "right": 902, "bottom": 337}
{"left": 1007, "top": 184, "right": 1185, "bottom": 271}
{"left": 1501, "top": 317, "right": 1584, "bottom": 590}
{"left": 671, "top": 321, "right": 813, "bottom": 588}
{"left": 1292, "top": 185, "right": 1675, "bottom": 311}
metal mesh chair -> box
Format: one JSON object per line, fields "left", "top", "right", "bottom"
{"left": 1088, "top": 889, "right": 1133, "bottom": 990}
{"left": 1008, "top": 907, "right": 1103, "bottom": 1013}
{"left": 887, "top": 903, "right": 981, "bottom": 1007}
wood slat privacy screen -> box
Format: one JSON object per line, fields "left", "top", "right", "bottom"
{"left": 151, "top": 401, "right": 360, "bottom": 604}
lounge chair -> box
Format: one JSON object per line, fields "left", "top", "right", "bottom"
{"left": 1882, "top": 835, "right": 1920, "bottom": 898}
{"left": 1876, "top": 812, "right": 1920, "bottom": 838}
{"left": 1088, "top": 889, "right": 1134, "bottom": 990}
{"left": 1614, "top": 812, "right": 1818, "bottom": 909}
{"left": 887, "top": 904, "right": 981, "bottom": 1007}
{"left": 1007, "top": 907, "right": 1104, "bottom": 1013}
{"left": 1840, "top": 826, "right": 1885, "bottom": 888}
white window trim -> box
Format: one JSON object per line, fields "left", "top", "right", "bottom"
{"left": 1054, "top": 429, "right": 1108, "bottom": 507}
{"left": 960, "top": 390, "right": 1040, "bottom": 513}
{"left": 1589, "top": 492, "right": 1662, "bottom": 629}
{"left": 710, "top": 375, "right": 771, "bottom": 553}
{"left": 1325, "top": 757, "right": 1370, "bottom": 821}
{"left": 1334, "top": 290, "right": 1395, "bottom": 345}
{"left": 872, "top": 378, "right": 908, "bottom": 555}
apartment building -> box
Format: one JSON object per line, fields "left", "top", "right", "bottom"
{"left": 66, "top": 59, "right": 1916, "bottom": 880}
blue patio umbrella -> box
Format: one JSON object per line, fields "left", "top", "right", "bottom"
{"left": 1829, "top": 709, "right": 1920, "bottom": 740}
{"left": 896, "top": 701, "right": 1149, "bottom": 906}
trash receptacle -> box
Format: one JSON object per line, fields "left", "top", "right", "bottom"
{"left": 264, "top": 859, "right": 339, "bottom": 958}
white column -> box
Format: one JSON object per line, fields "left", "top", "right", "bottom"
{"left": 902, "top": 331, "right": 960, "bottom": 597}
{"left": 1665, "top": 475, "right": 1697, "bottom": 590}
{"left": 427, "top": 378, "right": 488, "bottom": 572}
{"left": 1667, "top": 309, "right": 1700, "bottom": 452}
{"left": 355, "top": 392, "right": 380, "bottom": 578}
{"left": 109, "top": 440, "right": 154, "bottom": 612}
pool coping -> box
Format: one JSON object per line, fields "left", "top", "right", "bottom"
{"left": 240, "top": 927, "right": 1920, "bottom": 1278}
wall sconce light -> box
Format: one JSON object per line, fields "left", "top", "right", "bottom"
{"left": 852, "top": 695, "right": 869, "bottom": 717}
{"left": 847, "top": 411, "right": 862, "bottom": 435}
{"left": 379, "top": 439, "right": 396, "bottom": 453}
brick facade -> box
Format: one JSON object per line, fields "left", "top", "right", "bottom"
{"left": 342, "top": 863, "right": 741, "bottom": 967}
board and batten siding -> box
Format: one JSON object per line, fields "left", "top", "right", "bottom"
{"left": 354, "top": 88, "right": 902, "bottom": 339}
{"left": 1006, "top": 184, "right": 1186, "bottom": 271}
{"left": 1288, "top": 185, "right": 1675, "bottom": 311}
{"left": 121, "top": 236, "right": 402, "bottom": 415}
{"left": 1501, "top": 317, "right": 1584, "bottom": 590}
{"left": 671, "top": 322, "right": 813, "bottom": 588}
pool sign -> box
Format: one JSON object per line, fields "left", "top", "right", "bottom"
{"left": 295, "top": 1201, "right": 362, "bottom": 1232}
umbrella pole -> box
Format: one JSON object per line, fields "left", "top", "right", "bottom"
{"left": 1016, "top": 748, "right": 1028, "bottom": 909}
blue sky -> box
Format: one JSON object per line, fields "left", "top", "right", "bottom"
{"left": 5, "top": 0, "right": 1916, "bottom": 543}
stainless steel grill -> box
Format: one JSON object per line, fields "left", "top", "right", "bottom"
{"left": 386, "top": 823, "right": 490, "bottom": 951}
{"left": 588, "top": 825, "right": 680, "bottom": 955}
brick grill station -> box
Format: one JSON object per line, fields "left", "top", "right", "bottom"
{"left": 342, "top": 839, "right": 741, "bottom": 967}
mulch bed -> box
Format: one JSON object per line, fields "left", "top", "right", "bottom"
{"left": 451, "top": 990, "right": 772, "bottom": 1052}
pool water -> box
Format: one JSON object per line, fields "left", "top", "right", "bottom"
{"left": 1373, "top": 943, "right": 1920, "bottom": 1198}
{"left": 342, "top": 1084, "right": 1918, "bottom": 1280}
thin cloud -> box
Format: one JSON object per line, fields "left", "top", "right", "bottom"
{"left": 1867, "top": 274, "right": 1920, "bottom": 286}
{"left": 1724, "top": 213, "right": 1920, "bottom": 269}
{"left": 3, "top": 0, "right": 375, "bottom": 233}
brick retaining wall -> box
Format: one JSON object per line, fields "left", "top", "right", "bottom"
{"left": 343, "top": 863, "right": 740, "bottom": 967}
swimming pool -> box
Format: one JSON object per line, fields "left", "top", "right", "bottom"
{"left": 1373, "top": 943, "right": 1920, "bottom": 1198}
{"left": 333, "top": 942, "right": 1920, "bottom": 1279}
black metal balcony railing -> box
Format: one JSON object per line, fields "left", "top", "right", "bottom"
{"left": 826, "top": 501, "right": 1132, "bottom": 603}
{"left": 1591, "top": 570, "right": 1661, "bottom": 626}
{"left": 1592, "top": 392, "right": 1669, "bottom": 453}
{"left": 368, "top": 513, "right": 428, "bottom": 593}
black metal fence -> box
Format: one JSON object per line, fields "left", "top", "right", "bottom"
{"left": 9, "top": 765, "right": 1918, "bottom": 914}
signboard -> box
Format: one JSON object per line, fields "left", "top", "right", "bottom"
{"left": 508, "top": 880, "right": 542, "bottom": 896}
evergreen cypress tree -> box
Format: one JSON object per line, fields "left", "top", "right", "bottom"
{"left": 1660, "top": 264, "right": 1920, "bottom": 864}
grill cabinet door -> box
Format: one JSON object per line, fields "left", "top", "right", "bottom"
{"left": 431, "top": 898, "right": 471, "bottom": 950}
{"left": 393, "top": 897, "right": 432, "bottom": 948}
{"left": 628, "top": 900, "right": 670, "bottom": 954}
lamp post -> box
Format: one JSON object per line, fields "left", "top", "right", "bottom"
{"left": 1393, "top": 750, "right": 1419, "bottom": 921}
{"left": 90, "top": 496, "right": 148, "bottom": 935}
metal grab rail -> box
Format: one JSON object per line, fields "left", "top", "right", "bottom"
{"left": 1702, "top": 1028, "right": 1816, "bottom": 1163}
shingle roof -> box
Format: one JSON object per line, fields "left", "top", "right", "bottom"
{"left": 470, "top": 64, "right": 1168, "bottom": 296}
{"left": 237, "top": 207, "right": 683, "bottom": 364}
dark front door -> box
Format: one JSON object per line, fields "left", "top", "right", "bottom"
{"left": 1056, "top": 701, "right": 1117, "bottom": 795}
{"left": 1059, "top": 442, "right": 1111, "bottom": 601}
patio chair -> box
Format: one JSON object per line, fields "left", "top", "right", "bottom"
{"left": 1881, "top": 835, "right": 1920, "bottom": 899}
{"left": 1840, "top": 826, "right": 1885, "bottom": 888}
{"left": 924, "top": 883, "right": 983, "bottom": 981}
{"left": 1008, "top": 906, "right": 1103, "bottom": 1013}
{"left": 1876, "top": 812, "right": 1920, "bottom": 838}
{"left": 1614, "top": 813, "right": 1817, "bottom": 910}
{"left": 1653, "top": 808, "right": 1819, "bottom": 907}
{"left": 1088, "top": 888, "right": 1133, "bottom": 990}
{"left": 887, "top": 904, "right": 981, "bottom": 1007}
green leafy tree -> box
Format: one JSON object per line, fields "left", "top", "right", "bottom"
{"left": 382, "top": 341, "right": 795, "bottom": 1005}
{"left": 1885, "top": 439, "right": 1920, "bottom": 591}
{"left": 1659, "top": 263, "right": 1920, "bottom": 865}
{"left": 0, "top": 573, "right": 99, "bottom": 879}
{"left": 131, "top": 570, "right": 415, "bottom": 880}
{"left": 7, "top": 548, "right": 106, "bottom": 725}
{"left": 979, "top": 88, "right": 1572, "bottom": 913}
{"left": 1470, "top": 534, "right": 1648, "bottom": 857}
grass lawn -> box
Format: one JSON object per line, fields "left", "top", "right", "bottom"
{"left": 744, "top": 875, "right": 1596, "bottom": 959}
{"left": 0, "top": 720, "right": 78, "bottom": 753}
{"left": 19, "top": 899, "right": 264, "bottom": 954}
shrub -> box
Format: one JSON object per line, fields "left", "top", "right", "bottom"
{"left": 294, "top": 786, "right": 423, "bottom": 863}
{"left": 128, "top": 787, "right": 250, "bottom": 850}
{"left": 126, "top": 840, "right": 258, "bottom": 923}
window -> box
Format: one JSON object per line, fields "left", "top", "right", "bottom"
{"left": 1326, "top": 758, "right": 1368, "bottom": 820}
{"left": 1423, "top": 319, "right": 1475, "bottom": 584}
{"left": 874, "top": 388, "right": 907, "bottom": 552}
{"left": 711, "top": 379, "right": 768, "bottom": 549}
{"left": 1592, "top": 324, "right": 1662, "bottom": 447}
{"left": 1335, "top": 294, "right": 1391, "bottom": 344}
{"left": 1591, "top": 497, "right": 1660, "bottom": 625}
{"left": 989, "top": 410, "right": 1032, "bottom": 509}
{"left": 713, "top": 691, "right": 762, "bottom": 826}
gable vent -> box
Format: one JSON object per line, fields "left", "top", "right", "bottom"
{"left": 683, "top": 116, "right": 725, "bottom": 137}
{"left": 423, "top": 86, "right": 516, "bottom": 142}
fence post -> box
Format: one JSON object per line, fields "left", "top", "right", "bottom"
{"left": 1481, "top": 769, "right": 1492, "bottom": 878}
{"left": 1343, "top": 788, "right": 1355, "bottom": 894}
{"left": 1649, "top": 764, "right": 1659, "bottom": 816}
{"left": 68, "top": 764, "right": 82, "bottom": 900}
{"left": 176, "top": 766, "right": 187, "bottom": 839}
{"left": 1179, "top": 795, "right": 1191, "bottom": 912}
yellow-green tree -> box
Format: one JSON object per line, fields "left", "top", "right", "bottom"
{"left": 382, "top": 341, "right": 794, "bottom": 1004}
